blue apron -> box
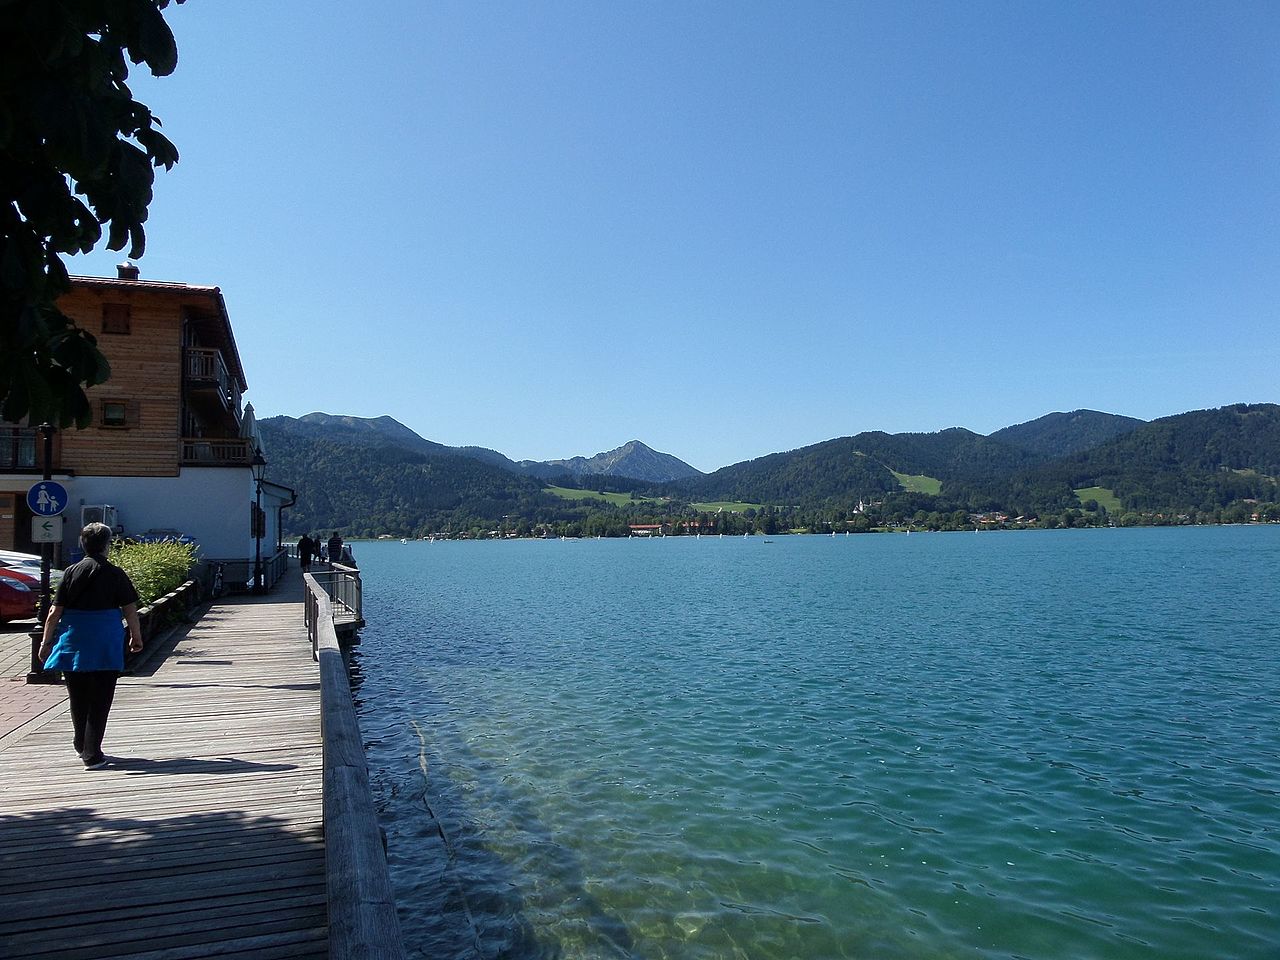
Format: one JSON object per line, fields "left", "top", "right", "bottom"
{"left": 44, "top": 608, "right": 126, "bottom": 673}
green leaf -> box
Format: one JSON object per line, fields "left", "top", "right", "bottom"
{"left": 106, "top": 218, "right": 129, "bottom": 251}
{"left": 128, "top": 223, "right": 146, "bottom": 259}
{"left": 136, "top": 125, "right": 179, "bottom": 169}
{"left": 45, "top": 250, "right": 70, "bottom": 293}
{"left": 137, "top": 3, "right": 179, "bottom": 77}
{"left": 0, "top": 0, "right": 181, "bottom": 427}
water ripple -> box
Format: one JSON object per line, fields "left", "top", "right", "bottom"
{"left": 357, "top": 528, "right": 1280, "bottom": 960}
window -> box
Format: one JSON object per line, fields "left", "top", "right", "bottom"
{"left": 101, "top": 400, "right": 131, "bottom": 428}
{"left": 2, "top": 427, "right": 37, "bottom": 469}
{"left": 102, "top": 303, "right": 131, "bottom": 334}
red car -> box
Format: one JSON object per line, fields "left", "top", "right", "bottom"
{"left": 0, "top": 572, "right": 36, "bottom": 623}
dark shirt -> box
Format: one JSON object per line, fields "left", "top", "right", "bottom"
{"left": 55, "top": 555, "right": 140, "bottom": 611}
{"left": 328, "top": 536, "right": 343, "bottom": 560}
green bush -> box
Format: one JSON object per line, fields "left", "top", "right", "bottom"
{"left": 111, "top": 540, "right": 198, "bottom": 607}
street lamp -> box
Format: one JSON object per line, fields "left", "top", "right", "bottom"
{"left": 251, "top": 449, "right": 267, "bottom": 594}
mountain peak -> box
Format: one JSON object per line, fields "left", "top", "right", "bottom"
{"left": 530, "top": 440, "right": 702, "bottom": 482}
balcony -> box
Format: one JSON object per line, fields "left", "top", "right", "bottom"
{"left": 185, "top": 347, "right": 243, "bottom": 420}
{"left": 181, "top": 437, "right": 253, "bottom": 466}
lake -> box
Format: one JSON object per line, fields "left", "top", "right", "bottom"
{"left": 350, "top": 527, "right": 1279, "bottom": 959}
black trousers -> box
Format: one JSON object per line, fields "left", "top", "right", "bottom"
{"left": 64, "top": 671, "right": 119, "bottom": 760}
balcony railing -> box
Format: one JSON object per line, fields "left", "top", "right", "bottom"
{"left": 181, "top": 437, "right": 253, "bottom": 466}
{"left": 185, "top": 347, "right": 243, "bottom": 418}
{"left": 1, "top": 427, "right": 39, "bottom": 471}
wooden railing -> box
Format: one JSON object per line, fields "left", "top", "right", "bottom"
{"left": 303, "top": 573, "right": 405, "bottom": 959}
{"left": 309, "top": 562, "right": 363, "bottom": 631}
{"left": 266, "top": 547, "right": 289, "bottom": 588}
{"left": 180, "top": 437, "right": 253, "bottom": 466}
{"left": 184, "top": 346, "right": 243, "bottom": 417}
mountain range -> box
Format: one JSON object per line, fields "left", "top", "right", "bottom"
{"left": 257, "top": 404, "right": 1280, "bottom": 536}
{"left": 272, "top": 413, "right": 699, "bottom": 483}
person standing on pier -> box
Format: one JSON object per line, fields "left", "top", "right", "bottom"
{"left": 327, "top": 532, "right": 343, "bottom": 567}
{"left": 298, "top": 533, "right": 315, "bottom": 571}
{"left": 38, "top": 522, "right": 144, "bottom": 770}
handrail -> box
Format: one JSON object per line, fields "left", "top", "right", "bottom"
{"left": 185, "top": 345, "right": 230, "bottom": 390}
{"left": 310, "top": 562, "right": 362, "bottom": 625}
{"left": 266, "top": 546, "right": 289, "bottom": 588}
{"left": 197, "top": 547, "right": 288, "bottom": 595}
{"left": 180, "top": 437, "right": 253, "bottom": 466}
{"left": 304, "top": 572, "right": 405, "bottom": 959}
{"left": 184, "top": 346, "right": 242, "bottom": 415}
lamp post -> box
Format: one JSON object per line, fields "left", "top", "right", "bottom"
{"left": 251, "top": 450, "right": 267, "bottom": 594}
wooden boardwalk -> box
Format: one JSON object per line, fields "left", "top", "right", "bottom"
{"left": 0, "top": 568, "right": 328, "bottom": 960}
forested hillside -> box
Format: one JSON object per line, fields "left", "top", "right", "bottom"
{"left": 261, "top": 417, "right": 650, "bottom": 537}
{"left": 260, "top": 404, "right": 1280, "bottom": 536}
{"left": 269, "top": 413, "right": 522, "bottom": 470}
{"left": 266, "top": 414, "right": 698, "bottom": 482}
{"left": 261, "top": 430, "right": 537, "bottom": 536}
{"left": 990, "top": 410, "right": 1145, "bottom": 457}
{"left": 672, "top": 438, "right": 900, "bottom": 507}
{"left": 671, "top": 428, "right": 1044, "bottom": 507}
{"left": 1030, "top": 403, "right": 1279, "bottom": 513}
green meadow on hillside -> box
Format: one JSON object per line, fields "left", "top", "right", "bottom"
{"left": 544, "top": 486, "right": 664, "bottom": 507}
{"left": 891, "top": 470, "right": 943, "bottom": 495}
{"left": 690, "top": 501, "right": 763, "bottom": 513}
{"left": 545, "top": 483, "right": 645, "bottom": 506}
{"left": 1074, "top": 486, "right": 1122, "bottom": 513}
{"left": 545, "top": 486, "right": 760, "bottom": 514}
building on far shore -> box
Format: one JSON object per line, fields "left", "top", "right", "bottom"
{"left": 0, "top": 264, "right": 293, "bottom": 589}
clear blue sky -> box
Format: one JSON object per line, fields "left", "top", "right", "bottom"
{"left": 70, "top": 1, "right": 1279, "bottom": 472}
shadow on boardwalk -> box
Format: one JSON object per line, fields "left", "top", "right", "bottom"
{"left": 106, "top": 755, "right": 299, "bottom": 775}
{"left": 0, "top": 806, "right": 327, "bottom": 960}
{"left": 0, "top": 567, "right": 327, "bottom": 960}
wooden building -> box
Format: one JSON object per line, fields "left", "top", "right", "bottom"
{"left": 0, "top": 265, "right": 292, "bottom": 582}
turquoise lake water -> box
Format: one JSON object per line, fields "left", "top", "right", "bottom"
{"left": 351, "top": 527, "right": 1279, "bottom": 959}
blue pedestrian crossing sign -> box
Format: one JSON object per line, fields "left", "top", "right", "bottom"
{"left": 27, "top": 480, "right": 68, "bottom": 517}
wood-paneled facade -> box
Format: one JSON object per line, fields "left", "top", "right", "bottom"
{"left": 0, "top": 268, "right": 290, "bottom": 566}
{"left": 54, "top": 276, "right": 250, "bottom": 477}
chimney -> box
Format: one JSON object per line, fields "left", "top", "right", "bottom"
{"left": 117, "top": 261, "right": 139, "bottom": 280}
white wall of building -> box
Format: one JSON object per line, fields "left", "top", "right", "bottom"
{"left": 63, "top": 468, "right": 256, "bottom": 560}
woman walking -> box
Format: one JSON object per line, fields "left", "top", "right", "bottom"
{"left": 39, "top": 522, "right": 143, "bottom": 770}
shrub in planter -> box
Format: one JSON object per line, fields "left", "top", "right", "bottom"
{"left": 111, "top": 540, "right": 198, "bottom": 607}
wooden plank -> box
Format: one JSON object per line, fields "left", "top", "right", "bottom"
{"left": 0, "top": 842, "right": 324, "bottom": 891}
{"left": 0, "top": 888, "right": 326, "bottom": 938}
{"left": 49, "top": 926, "right": 330, "bottom": 960}
{"left": 0, "top": 567, "right": 331, "bottom": 960}
{"left": 7, "top": 911, "right": 327, "bottom": 960}
{"left": 0, "top": 821, "right": 322, "bottom": 865}
{"left": 4, "top": 860, "right": 327, "bottom": 923}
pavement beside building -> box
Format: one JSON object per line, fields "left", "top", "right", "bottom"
{"left": 0, "top": 623, "right": 66, "bottom": 741}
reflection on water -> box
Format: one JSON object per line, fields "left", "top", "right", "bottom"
{"left": 354, "top": 527, "right": 1280, "bottom": 959}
